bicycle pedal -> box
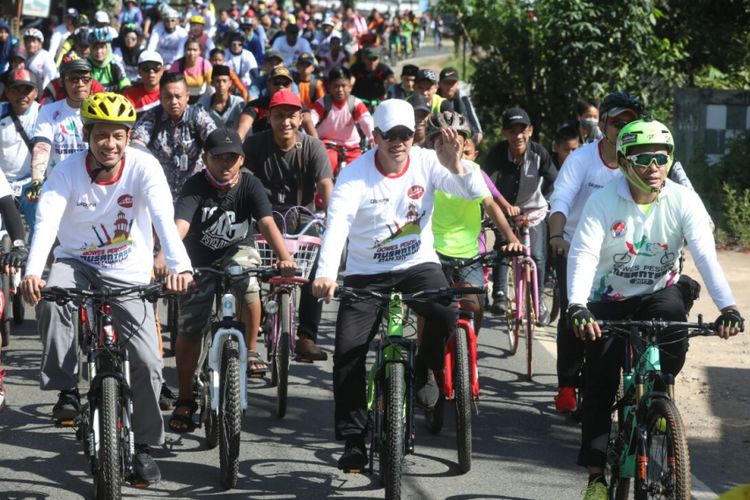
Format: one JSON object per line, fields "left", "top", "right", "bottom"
{"left": 294, "top": 356, "right": 315, "bottom": 364}
{"left": 339, "top": 466, "right": 364, "bottom": 474}
{"left": 247, "top": 371, "right": 267, "bottom": 379}
{"left": 54, "top": 417, "right": 79, "bottom": 428}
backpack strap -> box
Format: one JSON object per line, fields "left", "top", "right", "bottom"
{"left": 8, "top": 109, "right": 33, "bottom": 152}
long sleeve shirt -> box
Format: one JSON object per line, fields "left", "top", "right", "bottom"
{"left": 315, "top": 147, "right": 488, "bottom": 279}
{"left": 567, "top": 176, "right": 734, "bottom": 309}
{"left": 26, "top": 148, "right": 192, "bottom": 283}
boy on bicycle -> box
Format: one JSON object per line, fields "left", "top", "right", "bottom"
{"left": 20, "top": 93, "right": 194, "bottom": 486}
{"left": 566, "top": 119, "right": 744, "bottom": 499}
{"left": 311, "top": 66, "right": 374, "bottom": 178}
{"left": 167, "top": 127, "right": 296, "bottom": 432}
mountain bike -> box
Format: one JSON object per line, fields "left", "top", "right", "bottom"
{"left": 502, "top": 208, "right": 547, "bottom": 380}
{"left": 598, "top": 317, "right": 718, "bottom": 499}
{"left": 334, "top": 286, "right": 482, "bottom": 499}
{"left": 0, "top": 232, "right": 25, "bottom": 347}
{"left": 190, "top": 265, "right": 280, "bottom": 489}
{"left": 424, "top": 250, "right": 520, "bottom": 473}
{"left": 41, "top": 283, "right": 170, "bottom": 499}
{"left": 255, "top": 210, "right": 323, "bottom": 418}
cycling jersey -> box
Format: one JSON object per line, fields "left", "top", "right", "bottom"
{"left": 567, "top": 176, "right": 734, "bottom": 308}
{"left": 90, "top": 54, "right": 131, "bottom": 92}
{"left": 31, "top": 100, "right": 87, "bottom": 170}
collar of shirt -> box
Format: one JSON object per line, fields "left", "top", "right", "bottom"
{"left": 506, "top": 144, "right": 529, "bottom": 167}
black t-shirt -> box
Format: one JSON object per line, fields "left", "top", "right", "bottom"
{"left": 175, "top": 170, "right": 272, "bottom": 266}
{"left": 243, "top": 129, "right": 332, "bottom": 214}
{"left": 350, "top": 61, "right": 393, "bottom": 102}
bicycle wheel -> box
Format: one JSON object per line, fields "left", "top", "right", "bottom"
{"left": 525, "top": 279, "right": 535, "bottom": 380}
{"left": 12, "top": 291, "right": 24, "bottom": 324}
{"left": 219, "top": 337, "right": 241, "bottom": 489}
{"left": 605, "top": 385, "right": 630, "bottom": 500}
{"left": 382, "top": 362, "right": 404, "bottom": 500}
{"left": 94, "top": 377, "right": 122, "bottom": 500}
{"left": 202, "top": 359, "right": 219, "bottom": 448}
{"left": 454, "top": 326, "right": 472, "bottom": 473}
{"left": 506, "top": 267, "right": 520, "bottom": 355}
{"left": 424, "top": 393, "right": 444, "bottom": 434}
{"left": 635, "top": 398, "right": 690, "bottom": 500}
{"left": 542, "top": 269, "right": 559, "bottom": 325}
{"left": 168, "top": 298, "right": 179, "bottom": 356}
{"left": 274, "top": 293, "right": 291, "bottom": 418}
{"left": 0, "top": 274, "right": 12, "bottom": 347}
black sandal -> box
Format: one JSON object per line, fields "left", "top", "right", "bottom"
{"left": 247, "top": 352, "right": 269, "bottom": 378}
{"left": 168, "top": 399, "right": 198, "bottom": 433}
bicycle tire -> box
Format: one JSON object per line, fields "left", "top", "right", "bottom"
{"left": 635, "top": 398, "right": 691, "bottom": 500}
{"left": 424, "top": 393, "right": 444, "bottom": 434}
{"left": 203, "top": 361, "right": 219, "bottom": 449}
{"left": 12, "top": 291, "right": 24, "bottom": 324}
{"left": 507, "top": 267, "right": 520, "bottom": 355}
{"left": 219, "top": 337, "right": 241, "bottom": 489}
{"left": 606, "top": 382, "right": 630, "bottom": 500}
{"left": 542, "top": 271, "right": 560, "bottom": 325}
{"left": 525, "top": 279, "right": 535, "bottom": 381}
{"left": 95, "top": 377, "right": 122, "bottom": 500}
{"left": 454, "top": 326, "right": 472, "bottom": 473}
{"left": 168, "top": 298, "right": 179, "bottom": 356}
{"left": 274, "top": 293, "right": 291, "bottom": 418}
{"left": 0, "top": 274, "right": 11, "bottom": 346}
{"left": 383, "top": 362, "right": 404, "bottom": 500}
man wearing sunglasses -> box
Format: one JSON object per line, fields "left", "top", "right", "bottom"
{"left": 123, "top": 51, "right": 165, "bottom": 118}
{"left": 566, "top": 119, "right": 744, "bottom": 499}
{"left": 311, "top": 99, "right": 488, "bottom": 471}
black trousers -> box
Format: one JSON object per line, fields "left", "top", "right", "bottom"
{"left": 577, "top": 285, "right": 689, "bottom": 468}
{"left": 333, "top": 262, "right": 456, "bottom": 440}
{"left": 555, "top": 253, "right": 585, "bottom": 388}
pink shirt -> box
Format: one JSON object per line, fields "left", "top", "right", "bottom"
{"left": 311, "top": 96, "right": 374, "bottom": 147}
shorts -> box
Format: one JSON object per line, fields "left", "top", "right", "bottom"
{"left": 437, "top": 252, "right": 485, "bottom": 288}
{"left": 178, "top": 245, "right": 261, "bottom": 341}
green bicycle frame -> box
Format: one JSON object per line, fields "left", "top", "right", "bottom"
{"left": 367, "top": 292, "right": 407, "bottom": 411}
{"left": 619, "top": 339, "right": 662, "bottom": 478}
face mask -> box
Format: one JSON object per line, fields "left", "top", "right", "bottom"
{"left": 580, "top": 117, "right": 602, "bottom": 141}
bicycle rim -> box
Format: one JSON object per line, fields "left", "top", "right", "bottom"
{"left": 525, "top": 281, "right": 534, "bottom": 381}
{"left": 275, "top": 293, "right": 291, "bottom": 418}
{"left": 219, "top": 338, "right": 241, "bottom": 489}
{"left": 95, "top": 377, "right": 122, "bottom": 500}
{"left": 383, "top": 362, "right": 404, "bottom": 500}
{"left": 635, "top": 398, "right": 691, "bottom": 499}
{"left": 454, "top": 327, "right": 472, "bottom": 473}
{"left": 508, "top": 267, "right": 520, "bottom": 355}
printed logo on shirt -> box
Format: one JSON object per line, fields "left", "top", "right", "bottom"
{"left": 611, "top": 220, "right": 626, "bottom": 238}
{"left": 118, "top": 194, "right": 134, "bottom": 208}
{"left": 199, "top": 207, "right": 249, "bottom": 250}
{"left": 369, "top": 197, "right": 390, "bottom": 204}
{"left": 371, "top": 203, "right": 424, "bottom": 263}
{"left": 407, "top": 185, "right": 424, "bottom": 200}
{"left": 79, "top": 210, "right": 134, "bottom": 267}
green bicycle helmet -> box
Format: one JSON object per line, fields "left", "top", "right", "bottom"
{"left": 616, "top": 119, "right": 674, "bottom": 194}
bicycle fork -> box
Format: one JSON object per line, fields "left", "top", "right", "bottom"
{"left": 207, "top": 293, "right": 249, "bottom": 412}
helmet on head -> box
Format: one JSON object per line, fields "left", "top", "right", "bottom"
{"left": 87, "top": 27, "right": 113, "bottom": 44}
{"left": 81, "top": 92, "right": 137, "bottom": 129}
{"left": 616, "top": 118, "right": 674, "bottom": 193}
{"left": 73, "top": 28, "right": 91, "bottom": 46}
{"left": 425, "top": 111, "right": 472, "bottom": 141}
{"left": 600, "top": 91, "right": 642, "bottom": 118}
{"left": 60, "top": 52, "right": 92, "bottom": 74}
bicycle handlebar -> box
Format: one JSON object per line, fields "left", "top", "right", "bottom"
{"left": 40, "top": 283, "right": 170, "bottom": 304}
{"left": 193, "top": 266, "right": 301, "bottom": 282}
{"left": 441, "top": 250, "right": 525, "bottom": 271}
{"left": 333, "top": 286, "right": 484, "bottom": 303}
{"left": 598, "top": 318, "right": 719, "bottom": 338}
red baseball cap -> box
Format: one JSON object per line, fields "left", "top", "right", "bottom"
{"left": 269, "top": 89, "right": 302, "bottom": 110}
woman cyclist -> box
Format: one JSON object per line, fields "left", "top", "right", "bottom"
{"left": 87, "top": 28, "right": 130, "bottom": 92}
{"left": 566, "top": 119, "right": 744, "bottom": 499}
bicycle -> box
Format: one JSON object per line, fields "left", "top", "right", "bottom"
{"left": 323, "top": 142, "right": 363, "bottom": 179}
{"left": 500, "top": 207, "right": 548, "bottom": 380}
{"left": 424, "top": 250, "right": 519, "bottom": 473}
{"left": 598, "top": 317, "right": 718, "bottom": 499}
{"left": 40, "top": 283, "right": 171, "bottom": 499}
{"left": 255, "top": 209, "right": 323, "bottom": 418}
{"left": 189, "top": 264, "right": 281, "bottom": 489}
{"left": 333, "top": 285, "right": 482, "bottom": 499}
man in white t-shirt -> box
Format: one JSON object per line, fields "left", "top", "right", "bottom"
{"left": 20, "top": 93, "right": 193, "bottom": 487}
{"left": 146, "top": 8, "right": 188, "bottom": 69}
{"left": 311, "top": 99, "right": 487, "bottom": 470}
{"left": 28, "top": 55, "right": 93, "bottom": 202}
{"left": 271, "top": 23, "right": 313, "bottom": 67}
{"left": 23, "top": 28, "right": 57, "bottom": 90}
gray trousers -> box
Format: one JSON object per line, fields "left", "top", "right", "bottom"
{"left": 38, "top": 258, "right": 165, "bottom": 445}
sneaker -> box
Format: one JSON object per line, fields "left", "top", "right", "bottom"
{"left": 294, "top": 336, "right": 328, "bottom": 361}
{"left": 0, "top": 369, "right": 7, "bottom": 413}
{"left": 132, "top": 444, "right": 161, "bottom": 485}
{"left": 52, "top": 389, "right": 80, "bottom": 421}
{"left": 159, "top": 384, "right": 176, "bottom": 411}
{"left": 490, "top": 292, "right": 507, "bottom": 315}
{"left": 582, "top": 481, "right": 607, "bottom": 500}
{"left": 415, "top": 358, "right": 439, "bottom": 410}
{"left": 337, "top": 438, "right": 367, "bottom": 471}
{"left": 555, "top": 386, "right": 577, "bottom": 413}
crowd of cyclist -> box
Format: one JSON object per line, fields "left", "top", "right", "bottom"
{"left": 0, "top": 1, "right": 744, "bottom": 497}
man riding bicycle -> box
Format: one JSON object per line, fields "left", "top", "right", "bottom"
{"left": 20, "top": 92, "right": 194, "bottom": 486}
{"left": 565, "top": 119, "right": 744, "bottom": 499}
{"left": 167, "top": 127, "right": 296, "bottom": 432}
{"left": 311, "top": 99, "right": 489, "bottom": 471}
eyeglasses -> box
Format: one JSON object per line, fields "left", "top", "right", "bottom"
{"left": 140, "top": 64, "right": 162, "bottom": 73}
{"left": 381, "top": 128, "right": 414, "bottom": 142}
{"left": 65, "top": 75, "right": 92, "bottom": 84}
{"left": 271, "top": 78, "right": 291, "bottom": 87}
{"left": 626, "top": 152, "right": 670, "bottom": 169}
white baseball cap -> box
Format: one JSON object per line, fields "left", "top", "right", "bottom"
{"left": 373, "top": 99, "right": 415, "bottom": 133}
{"left": 94, "top": 11, "right": 110, "bottom": 24}
{"left": 138, "top": 50, "right": 163, "bottom": 65}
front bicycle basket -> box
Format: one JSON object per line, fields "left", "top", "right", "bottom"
{"left": 254, "top": 234, "right": 322, "bottom": 279}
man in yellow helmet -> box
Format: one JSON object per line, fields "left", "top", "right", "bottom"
{"left": 20, "top": 92, "right": 194, "bottom": 487}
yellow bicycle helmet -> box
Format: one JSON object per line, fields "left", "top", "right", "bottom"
{"left": 81, "top": 92, "right": 137, "bottom": 128}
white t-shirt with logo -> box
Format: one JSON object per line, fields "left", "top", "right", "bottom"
{"left": 32, "top": 100, "right": 87, "bottom": 171}
{"left": 26, "top": 49, "right": 58, "bottom": 90}
{"left": 270, "top": 36, "right": 313, "bottom": 66}
{"left": 0, "top": 101, "right": 39, "bottom": 182}
{"left": 26, "top": 147, "right": 192, "bottom": 283}
{"left": 316, "top": 146, "right": 487, "bottom": 279}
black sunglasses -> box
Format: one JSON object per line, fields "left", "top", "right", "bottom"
{"left": 271, "top": 78, "right": 291, "bottom": 87}
{"left": 381, "top": 128, "right": 414, "bottom": 142}
{"left": 140, "top": 64, "right": 162, "bottom": 73}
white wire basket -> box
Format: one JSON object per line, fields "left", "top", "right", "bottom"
{"left": 254, "top": 234, "right": 322, "bottom": 280}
